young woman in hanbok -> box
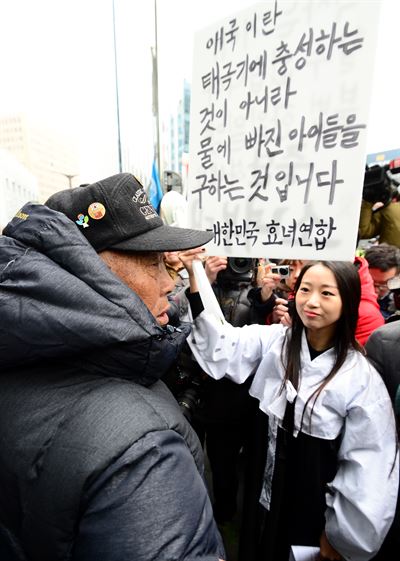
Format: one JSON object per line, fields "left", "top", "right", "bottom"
{"left": 179, "top": 255, "right": 398, "bottom": 561}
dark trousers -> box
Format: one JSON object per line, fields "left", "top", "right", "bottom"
{"left": 192, "top": 377, "right": 258, "bottom": 525}
{"left": 205, "top": 422, "right": 247, "bottom": 523}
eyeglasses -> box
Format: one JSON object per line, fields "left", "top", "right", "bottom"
{"left": 373, "top": 276, "right": 399, "bottom": 291}
{"left": 373, "top": 281, "right": 392, "bottom": 290}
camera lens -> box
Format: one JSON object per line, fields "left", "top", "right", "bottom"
{"left": 178, "top": 388, "right": 201, "bottom": 422}
{"left": 229, "top": 257, "right": 254, "bottom": 274}
{"left": 279, "top": 267, "right": 288, "bottom": 276}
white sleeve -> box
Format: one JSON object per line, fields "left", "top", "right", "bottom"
{"left": 187, "top": 310, "right": 284, "bottom": 384}
{"left": 325, "top": 371, "right": 399, "bottom": 561}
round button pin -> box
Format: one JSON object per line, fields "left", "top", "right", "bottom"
{"left": 88, "top": 202, "right": 106, "bottom": 220}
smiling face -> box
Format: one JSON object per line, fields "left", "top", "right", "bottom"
{"left": 295, "top": 263, "right": 343, "bottom": 349}
{"left": 99, "top": 250, "right": 175, "bottom": 326}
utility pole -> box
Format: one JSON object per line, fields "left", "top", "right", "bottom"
{"left": 152, "top": 0, "right": 161, "bottom": 178}
{"left": 63, "top": 173, "right": 77, "bottom": 189}
{"left": 112, "top": 0, "right": 123, "bottom": 173}
{"left": 53, "top": 171, "right": 78, "bottom": 189}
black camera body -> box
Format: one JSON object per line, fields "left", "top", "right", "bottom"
{"left": 162, "top": 355, "right": 208, "bottom": 424}
{"left": 363, "top": 165, "right": 394, "bottom": 205}
{"left": 218, "top": 257, "right": 257, "bottom": 283}
{"left": 175, "top": 367, "right": 208, "bottom": 423}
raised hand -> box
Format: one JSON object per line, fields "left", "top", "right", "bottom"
{"left": 205, "top": 256, "right": 228, "bottom": 284}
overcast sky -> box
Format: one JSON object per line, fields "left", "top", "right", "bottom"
{"left": 0, "top": 0, "right": 398, "bottom": 184}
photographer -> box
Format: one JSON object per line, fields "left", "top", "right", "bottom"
{"left": 252, "top": 259, "right": 309, "bottom": 325}
{"left": 161, "top": 250, "right": 206, "bottom": 424}
{"left": 358, "top": 164, "right": 400, "bottom": 248}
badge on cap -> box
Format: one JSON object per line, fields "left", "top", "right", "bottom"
{"left": 76, "top": 213, "right": 89, "bottom": 228}
{"left": 88, "top": 202, "right": 106, "bottom": 220}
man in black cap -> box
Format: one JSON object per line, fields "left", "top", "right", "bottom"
{"left": 0, "top": 173, "right": 225, "bottom": 561}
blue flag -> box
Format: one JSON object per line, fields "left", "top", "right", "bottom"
{"left": 148, "top": 160, "right": 163, "bottom": 213}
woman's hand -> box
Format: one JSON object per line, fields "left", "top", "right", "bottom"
{"left": 259, "top": 268, "right": 282, "bottom": 302}
{"left": 372, "top": 201, "right": 384, "bottom": 211}
{"left": 319, "top": 531, "right": 342, "bottom": 560}
{"left": 178, "top": 247, "right": 207, "bottom": 292}
{"left": 272, "top": 298, "right": 293, "bottom": 327}
{"left": 280, "top": 311, "right": 292, "bottom": 327}
{"left": 205, "top": 256, "right": 228, "bottom": 284}
{"left": 272, "top": 297, "right": 289, "bottom": 323}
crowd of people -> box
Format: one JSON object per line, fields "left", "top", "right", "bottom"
{"left": 0, "top": 168, "right": 399, "bottom": 561}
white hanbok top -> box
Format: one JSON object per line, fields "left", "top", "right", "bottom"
{"left": 187, "top": 311, "right": 399, "bottom": 561}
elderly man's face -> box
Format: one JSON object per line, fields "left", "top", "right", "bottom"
{"left": 99, "top": 250, "right": 175, "bottom": 326}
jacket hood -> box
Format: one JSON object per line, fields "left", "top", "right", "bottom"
{"left": 355, "top": 256, "right": 384, "bottom": 345}
{"left": 0, "top": 203, "right": 189, "bottom": 384}
{"left": 356, "top": 256, "right": 380, "bottom": 305}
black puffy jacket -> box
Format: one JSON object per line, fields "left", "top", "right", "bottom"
{"left": 0, "top": 204, "right": 223, "bottom": 561}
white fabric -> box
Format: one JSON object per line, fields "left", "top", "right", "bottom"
{"left": 187, "top": 311, "right": 399, "bottom": 561}
{"left": 159, "top": 191, "right": 188, "bottom": 227}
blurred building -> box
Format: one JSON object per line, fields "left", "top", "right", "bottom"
{"left": 367, "top": 148, "right": 400, "bottom": 166}
{"left": 0, "top": 113, "right": 79, "bottom": 202}
{"left": 166, "top": 80, "right": 191, "bottom": 175}
{"left": 0, "top": 148, "right": 38, "bottom": 230}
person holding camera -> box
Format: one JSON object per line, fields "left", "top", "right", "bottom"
{"left": 258, "top": 257, "right": 384, "bottom": 346}
{"left": 358, "top": 164, "right": 400, "bottom": 248}
{"left": 257, "top": 260, "right": 309, "bottom": 325}
{"left": 161, "top": 251, "right": 210, "bottom": 425}
{"left": 179, "top": 250, "right": 398, "bottom": 561}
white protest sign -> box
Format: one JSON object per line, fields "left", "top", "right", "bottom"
{"left": 188, "top": 0, "right": 381, "bottom": 260}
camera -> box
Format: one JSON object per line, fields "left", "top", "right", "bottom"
{"left": 162, "top": 356, "right": 207, "bottom": 423}
{"left": 176, "top": 369, "right": 207, "bottom": 423}
{"left": 177, "top": 385, "right": 202, "bottom": 422}
{"left": 270, "top": 265, "right": 290, "bottom": 278}
{"left": 363, "top": 165, "right": 394, "bottom": 205}
{"left": 218, "top": 257, "right": 257, "bottom": 283}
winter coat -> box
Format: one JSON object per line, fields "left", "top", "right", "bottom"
{"left": 355, "top": 256, "right": 384, "bottom": 345}
{"left": 0, "top": 203, "right": 223, "bottom": 561}
{"left": 365, "top": 321, "right": 400, "bottom": 561}
{"left": 358, "top": 199, "right": 400, "bottom": 247}
{"left": 365, "top": 321, "right": 400, "bottom": 423}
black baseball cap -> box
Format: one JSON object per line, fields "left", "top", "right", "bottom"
{"left": 45, "top": 172, "right": 213, "bottom": 252}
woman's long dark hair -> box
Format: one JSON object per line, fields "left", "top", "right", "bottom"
{"left": 280, "top": 261, "right": 363, "bottom": 427}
